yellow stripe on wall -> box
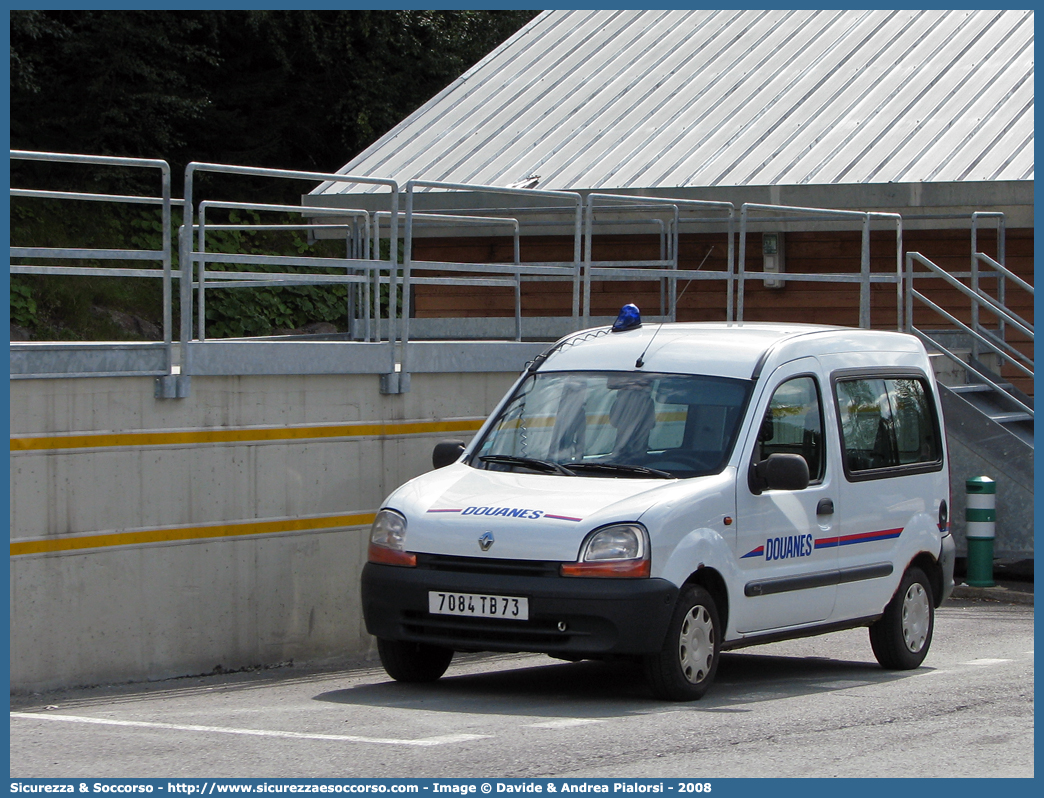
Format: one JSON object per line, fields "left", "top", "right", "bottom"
{"left": 11, "top": 417, "right": 485, "bottom": 452}
{"left": 10, "top": 512, "right": 377, "bottom": 557}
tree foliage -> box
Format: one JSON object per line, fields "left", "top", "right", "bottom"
{"left": 9, "top": 10, "right": 539, "bottom": 339}
{"left": 10, "top": 9, "right": 539, "bottom": 193}
{"left": 11, "top": 11, "right": 216, "bottom": 164}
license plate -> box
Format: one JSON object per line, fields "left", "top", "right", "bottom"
{"left": 428, "top": 591, "right": 529, "bottom": 620}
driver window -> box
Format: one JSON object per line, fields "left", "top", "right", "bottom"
{"left": 757, "top": 376, "right": 825, "bottom": 482}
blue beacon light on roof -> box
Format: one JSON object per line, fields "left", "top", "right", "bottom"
{"left": 612, "top": 304, "right": 642, "bottom": 332}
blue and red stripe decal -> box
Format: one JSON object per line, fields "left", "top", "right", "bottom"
{"left": 742, "top": 528, "right": 903, "bottom": 559}
{"left": 814, "top": 528, "right": 903, "bottom": 549}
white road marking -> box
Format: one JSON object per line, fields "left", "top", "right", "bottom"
{"left": 10, "top": 712, "right": 488, "bottom": 746}
{"left": 525, "top": 718, "right": 605, "bottom": 729}
{"left": 961, "top": 658, "right": 1013, "bottom": 667}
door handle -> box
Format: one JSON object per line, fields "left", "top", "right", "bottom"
{"left": 816, "top": 498, "right": 834, "bottom": 515}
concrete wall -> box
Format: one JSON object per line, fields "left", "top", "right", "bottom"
{"left": 9, "top": 371, "right": 518, "bottom": 693}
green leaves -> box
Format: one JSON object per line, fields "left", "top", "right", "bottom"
{"left": 10, "top": 282, "right": 38, "bottom": 328}
{"left": 10, "top": 10, "right": 537, "bottom": 339}
{"left": 11, "top": 10, "right": 537, "bottom": 193}
{"left": 192, "top": 208, "right": 353, "bottom": 338}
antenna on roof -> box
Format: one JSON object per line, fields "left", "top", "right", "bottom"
{"left": 635, "top": 246, "right": 715, "bottom": 368}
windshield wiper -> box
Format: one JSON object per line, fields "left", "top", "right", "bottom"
{"left": 479, "top": 454, "right": 576, "bottom": 476}
{"left": 562, "top": 462, "right": 674, "bottom": 479}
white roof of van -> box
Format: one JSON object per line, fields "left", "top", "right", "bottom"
{"left": 541, "top": 322, "right": 923, "bottom": 379}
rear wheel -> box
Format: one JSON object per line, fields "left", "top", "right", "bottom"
{"left": 870, "top": 566, "right": 934, "bottom": 670}
{"left": 377, "top": 638, "right": 454, "bottom": 682}
{"left": 644, "top": 584, "right": 720, "bottom": 701}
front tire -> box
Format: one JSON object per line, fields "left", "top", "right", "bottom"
{"left": 870, "top": 566, "right": 934, "bottom": 670}
{"left": 644, "top": 584, "right": 720, "bottom": 701}
{"left": 377, "top": 638, "right": 454, "bottom": 683}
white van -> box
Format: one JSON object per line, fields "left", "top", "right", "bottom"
{"left": 362, "top": 308, "right": 956, "bottom": 700}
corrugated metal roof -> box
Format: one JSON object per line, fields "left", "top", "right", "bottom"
{"left": 315, "top": 9, "right": 1034, "bottom": 195}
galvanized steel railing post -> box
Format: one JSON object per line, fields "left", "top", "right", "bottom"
{"left": 971, "top": 226, "right": 981, "bottom": 361}
{"left": 178, "top": 223, "right": 193, "bottom": 376}
{"left": 669, "top": 206, "right": 679, "bottom": 321}
{"left": 583, "top": 195, "right": 594, "bottom": 326}
{"left": 197, "top": 204, "right": 208, "bottom": 342}
{"left": 736, "top": 205, "right": 748, "bottom": 322}
{"left": 894, "top": 216, "right": 904, "bottom": 330}
{"left": 513, "top": 223, "right": 523, "bottom": 342}
{"left": 860, "top": 213, "right": 871, "bottom": 329}
{"left": 904, "top": 252, "right": 915, "bottom": 334}
{"left": 725, "top": 209, "right": 735, "bottom": 323}
{"left": 182, "top": 164, "right": 198, "bottom": 366}
{"left": 400, "top": 185, "right": 415, "bottom": 386}
{"left": 387, "top": 187, "right": 400, "bottom": 388}
{"left": 971, "top": 211, "right": 1008, "bottom": 352}
{"left": 158, "top": 164, "right": 173, "bottom": 371}
{"left": 572, "top": 195, "right": 583, "bottom": 324}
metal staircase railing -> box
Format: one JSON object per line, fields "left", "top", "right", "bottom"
{"left": 904, "top": 250, "right": 1033, "bottom": 420}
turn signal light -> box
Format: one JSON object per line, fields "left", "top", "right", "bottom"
{"left": 560, "top": 558, "right": 651, "bottom": 578}
{"left": 367, "top": 542, "right": 417, "bottom": 567}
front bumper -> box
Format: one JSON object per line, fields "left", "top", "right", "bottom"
{"left": 361, "top": 555, "right": 678, "bottom": 656}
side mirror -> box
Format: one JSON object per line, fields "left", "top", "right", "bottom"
{"left": 432, "top": 440, "right": 466, "bottom": 470}
{"left": 749, "top": 453, "right": 810, "bottom": 495}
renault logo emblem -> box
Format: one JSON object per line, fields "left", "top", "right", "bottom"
{"left": 478, "top": 531, "right": 495, "bottom": 552}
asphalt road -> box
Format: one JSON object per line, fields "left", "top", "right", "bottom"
{"left": 10, "top": 598, "right": 1033, "bottom": 779}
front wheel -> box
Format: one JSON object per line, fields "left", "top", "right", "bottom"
{"left": 377, "top": 638, "right": 454, "bottom": 683}
{"left": 644, "top": 584, "right": 721, "bottom": 701}
{"left": 870, "top": 566, "right": 934, "bottom": 670}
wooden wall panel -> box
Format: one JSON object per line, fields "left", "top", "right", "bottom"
{"left": 411, "top": 229, "right": 1033, "bottom": 332}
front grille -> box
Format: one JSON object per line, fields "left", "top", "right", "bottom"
{"left": 402, "top": 610, "right": 584, "bottom": 648}
{"left": 414, "top": 553, "right": 560, "bottom": 578}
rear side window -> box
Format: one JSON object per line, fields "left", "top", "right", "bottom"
{"left": 834, "top": 376, "right": 941, "bottom": 479}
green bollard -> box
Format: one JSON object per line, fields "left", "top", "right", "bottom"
{"left": 965, "top": 476, "right": 996, "bottom": 587}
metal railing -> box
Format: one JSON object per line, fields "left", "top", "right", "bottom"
{"left": 10, "top": 150, "right": 175, "bottom": 374}
{"left": 11, "top": 150, "right": 1032, "bottom": 400}
{"left": 905, "top": 251, "right": 1033, "bottom": 417}
{"left": 736, "top": 204, "right": 903, "bottom": 329}
{"left": 399, "top": 179, "right": 586, "bottom": 378}
{"left": 582, "top": 194, "right": 736, "bottom": 325}
{"left": 180, "top": 162, "right": 401, "bottom": 380}
{"left": 194, "top": 200, "right": 379, "bottom": 342}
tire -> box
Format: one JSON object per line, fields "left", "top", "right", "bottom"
{"left": 376, "top": 638, "right": 454, "bottom": 683}
{"left": 644, "top": 584, "right": 721, "bottom": 701}
{"left": 870, "top": 566, "right": 934, "bottom": 670}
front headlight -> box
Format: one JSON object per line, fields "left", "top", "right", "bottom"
{"left": 368, "top": 509, "right": 416, "bottom": 567}
{"left": 561, "top": 523, "right": 650, "bottom": 578}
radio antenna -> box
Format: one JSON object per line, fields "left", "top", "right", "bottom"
{"left": 636, "top": 245, "right": 715, "bottom": 368}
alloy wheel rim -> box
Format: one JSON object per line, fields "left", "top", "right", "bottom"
{"left": 678, "top": 604, "right": 715, "bottom": 684}
{"left": 901, "top": 582, "right": 930, "bottom": 653}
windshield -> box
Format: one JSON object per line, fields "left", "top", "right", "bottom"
{"left": 471, "top": 371, "right": 752, "bottom": 479}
